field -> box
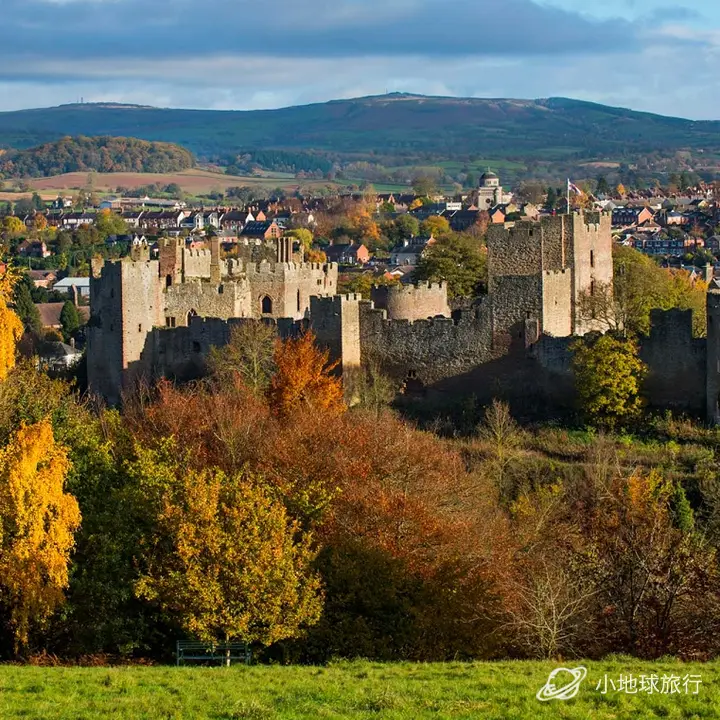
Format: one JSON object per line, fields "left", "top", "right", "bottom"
{"left": 22, "top": 169, "right": 317, "bottom": 195}
{"left": 0, "top": 658, "right": 717, "bottom": 719}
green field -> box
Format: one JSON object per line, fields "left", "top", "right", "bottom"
{"left": 0, "top": 658, "right": 716, "bottom": 719}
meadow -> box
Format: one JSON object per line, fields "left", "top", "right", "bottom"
{"left": 0, "top": 658, "right": 717, "bottom": 719}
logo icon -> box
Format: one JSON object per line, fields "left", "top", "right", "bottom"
{"left": 536, "top": 666, "right": 587, "bottom": 702}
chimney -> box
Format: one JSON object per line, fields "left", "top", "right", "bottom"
{"left": 71, "top": 284, "right": 80, "bottom": 307}
{"left": 705, "top": 263, "right": 715, "bottom": 284}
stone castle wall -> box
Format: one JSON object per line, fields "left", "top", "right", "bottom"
{"left": 370, "top": 282, "right": 450, "bottom": 321}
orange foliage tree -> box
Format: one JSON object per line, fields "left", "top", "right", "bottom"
{"left": 267, "top": 331, "right": 345, "bottom": 418}
{"left": 0, "top": 420, "right": 80, "bottom": 650}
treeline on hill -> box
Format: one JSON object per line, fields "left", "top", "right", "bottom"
{"left": 0, "top": 136, "right": 195, "bottom": 178}
{"left": 2, "top": 263, "right": 720, "bottom": 665}
{"left": 225, "top": 150, "right": 335, "bottom": 176}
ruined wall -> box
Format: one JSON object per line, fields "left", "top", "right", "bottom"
{"left": 358, "top": 300, "right": 496, "bottom": 384}
{"left": 182, "top": 248, "right": 213, "bottom": 279}
{"left": 641, "top": 309, "right": 706, "bottom": 415}
{"left": 370, "top": 282, "right": 450, "bottom": 321}
{"left": 146, "top": 316, "right": 300, "bottom": 382}
{"left": 533, "top": 308, "right": 708, "bottom": 417}
{"left": 164, "top": 280, "right": 250, "bottom": 326}
{"left": 244, "top": 261, "right": 338, "bottom": 320}
{"left": 707, "top": 291, "right": 720, "bottom": 423}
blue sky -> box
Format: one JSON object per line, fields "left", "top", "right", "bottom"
{"left": 0, "top": 0, "right": 719, "bottom": 118}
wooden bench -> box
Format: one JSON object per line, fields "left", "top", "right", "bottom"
{"left": 176, "top": 640, "right": 252, "bottom": 667}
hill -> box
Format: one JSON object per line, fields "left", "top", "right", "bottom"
{"left": 0, "top": 94, "right": 719, "bottom": 178}
{"left": 0, "top": 135, "right": 195, "bottom": 178}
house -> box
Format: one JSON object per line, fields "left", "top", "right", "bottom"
{"left": 390, "top": 236, "right": 435, "bottom": 266}
{"left": 325, "top": 242, "right": 370, "bottom": 266}
{"left": 36, "top": 303, "right": 91, "bottom": 329}
{"left": 447, "top": 210, "right": 480, "bottom": 232}
{"left": 17, "top": 241, "right": 51, "bottom": 259}
{"left": 100, "top": 197, "right": 122, "bottom": 210}
{"left": 52, "top": 277, "right": 91, "bottom": 298}
{"left": 60, "top": 212, "right": 95, "bottom": 228}
{"left": 611, "top": 207, "right": 654, "bottom": 227}
{"left": 52, "top": 196, "right": 74, "bottom": 210}
{"left": 39, "top": 342, "right": 83, "bottom": 372}
{"left": 27, "top": 270, "right": 57, "bottom": 288}
{"left": 240, "top": 220, "right": 282, "bottom": 241}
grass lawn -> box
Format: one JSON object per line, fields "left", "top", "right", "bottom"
{"left": 0, "top": 657, "right": 717, "bottom": 719}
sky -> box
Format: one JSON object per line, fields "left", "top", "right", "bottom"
{"left": 1, "top": 0, "right": 719, "bottom": 118}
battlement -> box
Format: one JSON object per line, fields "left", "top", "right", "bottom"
{"left": 370, "top": 280, "right": 450, "bottom": 321}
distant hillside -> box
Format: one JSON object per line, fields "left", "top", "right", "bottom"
{"left": 0, "top": 94, "right": 719, "bottom": 173}
{"left": 0, "top": 135, "right": 195, "bottom": 178}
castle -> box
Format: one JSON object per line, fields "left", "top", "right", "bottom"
{"left": 87, "top": 211, "right": 720, "bottom": 422}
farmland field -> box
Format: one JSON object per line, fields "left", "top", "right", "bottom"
{"left": 0, "top": 658, "right": 717, "bottom": 719}
{"left": 22, "top": 169, "right": 316, "bottom": 195}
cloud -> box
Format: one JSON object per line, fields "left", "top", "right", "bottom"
{"left": 0, "top": 0, "right": 718, "bottom": 118}
{"left": 2, "top": 0, "right": 636, "bottom": 69}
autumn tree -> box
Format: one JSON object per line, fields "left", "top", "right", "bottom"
{"left": 95, "top": 210, "right": 128, "bottom": 239}
{"left": 0, "top": 267, "right": 23, "bottom": 381}
{"left": 582, "top": 470, "right": 720, "bottom": 658}
{"left": 207, "top": 322, "right": 276, "bottom": 393}
{"left": 420, "top": 215, "right": 451, "bottom": 238}
{"left": 571, "top": 334, "right": 647, "bottom": 429}
{"left": 132, "top": 450, "right": 323, "bottom": 650}
{"left": 578, "top": 246, "right": 708, "bottom": 338}
{"left": 2, "top": 216, "right": 24, "bottom": 236}
{"left": 267, "top": 331, "right": 345, "bottom": 418}
{"left": 0, "top": 420, "right": 81, "bottom": 651}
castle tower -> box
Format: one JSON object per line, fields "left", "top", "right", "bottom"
{"left": 485, "top": 211, "right": 613, "bottom": 344}
{"left": 87, "top": 257, "right": 163, "bottom": 405}
{"left": 706, "top": 288, "right": 720, "bottom": 423}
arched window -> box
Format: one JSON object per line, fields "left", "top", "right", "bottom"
{"left": 261, "top": 296, "right": 273, "bottom": 314}
{"left": 187, "top": 308, "right": 198, "bottom": 325}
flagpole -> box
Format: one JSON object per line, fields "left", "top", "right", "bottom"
{"left": 567, "top": 179, "right": 571, "bottom": 217}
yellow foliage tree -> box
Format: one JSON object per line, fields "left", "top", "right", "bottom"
{"left": 0, "top": 420, "right": 80, "bottom": 650}
{"left": 2, "top": 217, "right": 25, "bottom": 235}
{"left": 134, "top": 458, "right": 323, "bottom": 649}
{"left": 267, "top": 331, "right": 345, "bottom": 418}
{"left": 0, "top": 267, "right": 23, "bottom": 381}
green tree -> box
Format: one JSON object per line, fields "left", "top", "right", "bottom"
{"left": 95, "top": 210, "right": 128, "bottom": 239}
{"left": 412, "top": 174, "right": 437, "bottom": 197}
{"left": 207, "top": 322, "right": 276, "bottom": 394}
{"left": 59, "top": 301, "right": 80, "bottom": 341}
{"left": 13, "top": 276, "right": 41, "bottom": 333}
{"left": 287, "top": 228, "right": 313, "bottom": 253}
{"left": 571, "top": 334, "right": 647, "bottom": 429}
{"left": 595, "top": 175, "right": 610, "bottom": 196}
{"left": 415, "top": 234, "right": 487, "bottom": 298}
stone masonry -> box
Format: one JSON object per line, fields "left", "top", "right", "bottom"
{"left": 88, "top": 212, "right": 720, "bottom": 422}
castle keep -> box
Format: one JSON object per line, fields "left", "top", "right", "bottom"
{"left": 87, "top": 211, "right": 720, "bottom": 422}
{"left": 88, "top": 236, "right": 338, "bottom": 403}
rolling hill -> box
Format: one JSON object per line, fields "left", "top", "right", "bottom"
{"left": 0, "top": 93, "right": 718, "bottom": 173}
